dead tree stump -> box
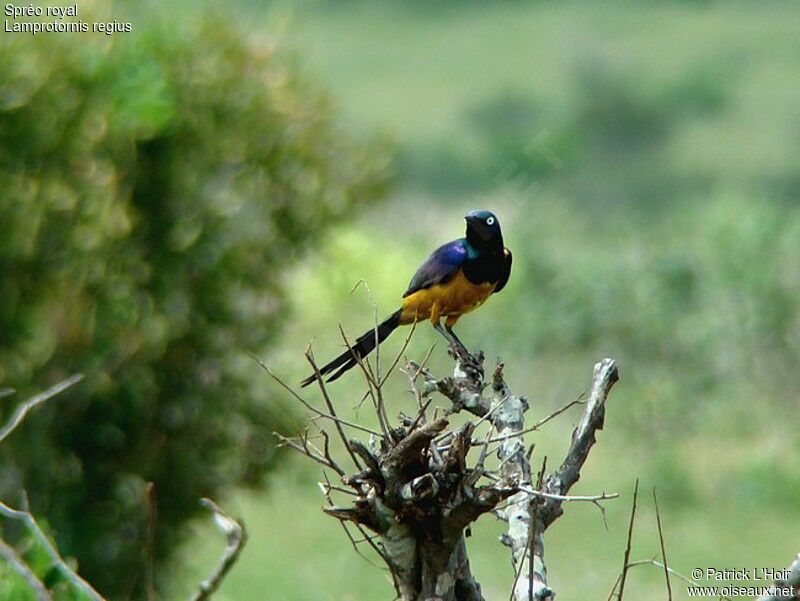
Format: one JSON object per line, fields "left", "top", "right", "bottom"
{"left": 270, "top": 344, "right": 619, "bottom": 601}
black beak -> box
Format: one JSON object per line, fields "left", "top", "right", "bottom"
{"left": 465, "top": 214, "right": 492, "bottom": 241}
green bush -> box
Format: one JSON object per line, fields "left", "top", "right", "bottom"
{"left": 0, "top": 11, "right": 390, "bottom": 598}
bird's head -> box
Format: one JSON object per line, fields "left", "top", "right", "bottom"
{"left": 465, "top": 210, "right": 503, "bottom": 249}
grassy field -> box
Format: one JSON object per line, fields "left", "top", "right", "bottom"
{"left": 169, "top": 2, "right": 800, "bottom": 598}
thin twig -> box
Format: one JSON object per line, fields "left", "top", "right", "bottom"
{"left": 306, "top": 348, "right": 363, "bottom": 470}
{"left": 519, "top": 487, "right": 617, "bottom": 504}
{"left": 381, "top": 319, "right": 416, "bottom": 386}
{"left": 321, "top": 473, "right": 384, "bottom": 570}
{"left": 487, "top": 394, "right": 585, "bottom": 445}
{"left": 316, "top": 430, "right": 347, "bottom": 477}
{"left": 539, "top": 358, "right": 619, "bottom": 529}
{"left": 252, "top": 354, "right": 382, "bottom": 437}
{"left": 338, "top": 326, "right": 390, "bottom": 439}
{"left": 483, "top": 473, "right": 617, "bottom": 504}
{"left": 617, "top": 478, "right": 639, "bottom": 601}
{"left": 506, "top": 458, "right": 546, "bottom": 601}
{"left": 318, "top": 480, "right": 359, "bottom": 497}
{"left": 0, "top": 374, "right": 84, "bottom": 443}
{"left": 435, "top": 399, "right": 503, "bottom": 444}
{"left": 509, "top": 532, "right": 529, "bottom": 601}
{"left": 408, "top": 397, "right": 433, "bottom": 432}
{"left": 353, "top": 279, "right": 384, "bottom": 392}
{"left": 275, "top": 431, "right": 346, "bottom": 476}
{"left": 360, "top": 284, "right": 391, "bottom": 439}
{"left": 405, "top": 344, "right": 436, "bottom": 412}
{"left": 652, "top": 488, "right": 672, "bottom": 600}
{"left": 608, "top": 559, "right": 734, "bottom": 601}
{"left": 411, "top": 343, "right": 438, "bottom": 382}
{"left": 405, "top": 363, "right": 425, "bottom": 412}
{"left": 628, "top": 559, "right": 697, "bottom": 587}
{"left": 189, "top": 499, "right": 247, "bottom": 601}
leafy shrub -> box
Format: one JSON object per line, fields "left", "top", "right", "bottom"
{"left": 0, "top": 10, "right": 390, "bottom": 598}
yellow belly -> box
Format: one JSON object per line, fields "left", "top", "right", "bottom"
{"left": 399, "top": 268, "right": 496, "bottom": 326}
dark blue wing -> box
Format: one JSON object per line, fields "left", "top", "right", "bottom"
{"left": 403, "top": 238, "right": 468, "bottom": 297}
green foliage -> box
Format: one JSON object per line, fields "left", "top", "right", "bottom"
{"left": 171, "top": 2, "right": 800, "bottom": 597}
{"left": 0, "top": 8, "right": 390, "bottom": 599}
{"left": 0, "top": 520, "right": 93, "bottom": 601}
{"left": 0, "top": 564, "right": 36, "bottom": 601}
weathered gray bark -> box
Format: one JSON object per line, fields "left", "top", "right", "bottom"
{"left": 288, "top": 345, "right": 619, "bottom": 601}
{"left": 493, "top": 357, "right": 618, "bottom": 600}
{"left": 325, "top": 411, "right": 507, "bottom": 601}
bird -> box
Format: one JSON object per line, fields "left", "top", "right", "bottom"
{"left": 301, "top": 210, "right": 512, "bottom": 387}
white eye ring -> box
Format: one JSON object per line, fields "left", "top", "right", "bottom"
{"left": 486, "top": 216, "right": 495, "bottom": 226}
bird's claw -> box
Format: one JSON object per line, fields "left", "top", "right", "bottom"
{"left": 448, "top": 343, "right": 485, "bottom": 381}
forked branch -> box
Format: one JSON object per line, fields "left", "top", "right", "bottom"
{"left": 274, "top": 328, "right": 620, "bottom": 601}
{"left": 189, "top": 498, "right": 247, "bottom": 601}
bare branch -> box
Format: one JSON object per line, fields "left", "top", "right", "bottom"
{"left": 318, "top": 480, "right": 358, "bottom": 497}
{"left": 319, "top": 472, "right": 385, "bottom": 571}
{"left": 381, "top": 319, "right": 417, "bottom": 386}
{"left": 253, "top": 354, "right": 382, "bottom": 437}
{"left": 306, "top": 348, "right": 364, "bottom": 470}
{"left": 0, "top": 374, "right": 83, "bottom": 443}
{"left": 275, "top": 431, "right": 346, "bottom": 476}
{"left": 189, "top": 498, "right": 247, "bottom": 601}
{"left": 338, "top": 325, "right": 391, "bottom": 438}
{"left": 317, "top": 430, "right": 347, "bottom": 477}
{"left": 482, "top": 472, "right": 617, "bottom": 504}
{"left": 652, "top": 488, "right": 672, "bottom": 600}
{"left": 282, "top": 329, "right": 620, "bottom": 601}
{"left": 486, "top": 394, "right": 585, "bottom": 445}
{"left": 539, "top": 358, "right": 619, "bottom": 529}
{"left": 0, "top": 375, "right": 97, "bottom": 600}
{"left": 420, "top": 352, "right": 491, "bottom": 417}
{"left": 507, "top": 457, "right": 546, "bottom": 601}
{"left": 492, "top": 363, "right": 551, "bottom": 600}
{"left": 617, "top": 478, "right": 639, "bottom": 601}
{"left": 382, "top": 418, "right": 448, "bottom": 488}
{"left": 607, "top": 559, "right": 734, "bottom": 601}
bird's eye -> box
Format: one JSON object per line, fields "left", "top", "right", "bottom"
{"left": 486, "top": 216, "right": 495, "bottom": 226}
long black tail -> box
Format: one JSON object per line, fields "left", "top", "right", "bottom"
{"left": 301, "top": 309, "right": 402, "bottom": 387}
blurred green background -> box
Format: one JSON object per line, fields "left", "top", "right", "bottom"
{"left": 3, "top": 1, "right": 800, "bottom": 599}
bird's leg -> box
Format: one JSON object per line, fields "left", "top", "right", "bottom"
{"left": 445, "top": 325, "right": 467, "bottom": 352}
{"left": 433, "top": 322, "right": 459, "bottom": 348}
{"left": 438, "top": 320, "right": 483, "bottom": 380}
{"left": 434, "top": 322, "right": 470, "bottom": 360}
